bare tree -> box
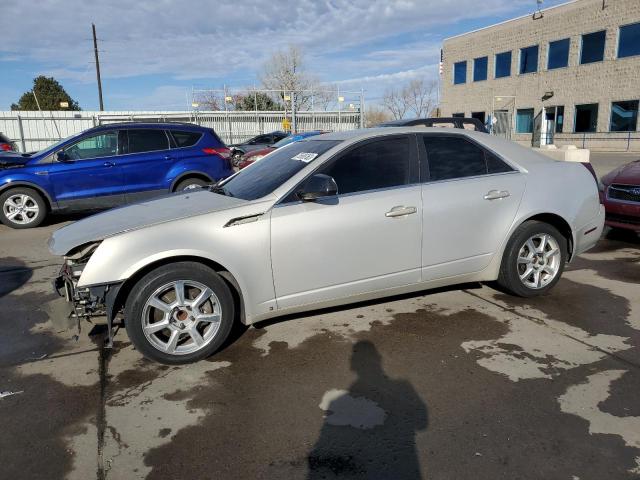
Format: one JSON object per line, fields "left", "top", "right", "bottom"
{"left": 260, "top": 45, "right": 315, "bottom": 109}
{"left": 382, "top": 87, "right": 409, "bottom": 120}
{"left": 382, "top": 78, "right": 438, "bottom": 119}
{"left": 365, "top": 105, "right": 393, "bottom": 127}
{"left": 404, "top": 78, "right": 437, "bottom": 118}
{"left": 193, "top": 90, "right": 223, "bottom": 110}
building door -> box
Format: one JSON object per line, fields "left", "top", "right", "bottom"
{"left": 542, "top": 108, "right": 556, "bottom": 145}
{"left": 532, "top": 110, "right": 542, "bottom": 147}
{"left": 492, "top": 110, "right": 511, "bottom": 139}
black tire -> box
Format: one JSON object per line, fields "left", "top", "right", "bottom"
{"left": 0, "top": 187, "right": 47, "bottom": 229}
{"left": 174, "top": 177, "right": 209, "bottom": 191}
{"left": 496, "top": 220, "right": 568, "bottom": 297}
{"left": 124, "top": 262, "right": 236, "bottom": 364}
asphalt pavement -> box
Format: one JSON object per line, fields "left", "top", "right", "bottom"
{"left": 0, "top": 163, "right": 639, "bottom": 479}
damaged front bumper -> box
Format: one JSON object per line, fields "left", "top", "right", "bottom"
{"left": 53, "top": 261, "right": 122, "bottom": 348}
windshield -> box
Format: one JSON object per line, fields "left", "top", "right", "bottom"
{"left": 35, "top": 132, "right": 83, "bottom": 156}
{"left": 221, "top": 139, "right": 341, "bottom": 201}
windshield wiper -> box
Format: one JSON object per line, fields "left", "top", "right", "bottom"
{"left": 209, "top": 184, "right": 234, "bottom": 197}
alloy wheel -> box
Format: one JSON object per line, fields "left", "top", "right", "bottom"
{"left": 142, "top": 280, "right": 222, "bottom": 355}
{"left": 3, "top": 194, "right": 40, "bottom": 225}
{"left": 516, "top": 233, "right": 562, "bottom": 289}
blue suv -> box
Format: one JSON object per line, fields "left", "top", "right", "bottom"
{"left": 0, "top": 123, "right": 233, "bottom": 228}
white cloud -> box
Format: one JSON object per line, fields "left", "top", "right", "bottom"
{"left": 2, "top": 0, "right": 554, "bottom": 106}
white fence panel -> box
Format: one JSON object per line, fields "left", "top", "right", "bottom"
{"left": 0, "top": 110, "right": 362, "bottom": 152}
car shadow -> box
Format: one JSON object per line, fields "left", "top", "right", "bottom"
{"left": 252, "top": 282, "right": 484, "bottom": 330}
{"left": 0, "top": 257, "right": 33, "bottom": 298}
{"left": 306, "top": 340, "right": 428, "bottom": 479}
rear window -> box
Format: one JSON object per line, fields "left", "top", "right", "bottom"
{"left": 171, "top": 130, "right": 202, "bottom": 148}
{"left": 127, "top": 129, "right": 169, "bottom": 154}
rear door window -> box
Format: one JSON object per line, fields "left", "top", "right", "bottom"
{"left": 127, "top": 129, "right": 170, "bottom": 154}
{"left": 421, "top": 135, "right": 513, "bottom": 182}
{"left": 170, "top": 130, "right": 202, "bottom": 148}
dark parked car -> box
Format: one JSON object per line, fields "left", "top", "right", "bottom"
{"left": 228, "top": 131, "right": 288, "bottom": 163}
{"left": 600, "top": 159, "right": 640, "bottom": 232}
{"left": 377, "top": 117, "right": 488, "bottom": 133}
{"left": 0, "top": 122, "right": 233, "bottom": 229}
{"left": 0, "top": 132, "right": 18, "bottom": 152}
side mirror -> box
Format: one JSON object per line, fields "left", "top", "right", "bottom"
{"left": 297, "top": 174, "right": 338, "bottom": 202}
{"left": 56, "top": 151, "right": 70, "bottom": 162}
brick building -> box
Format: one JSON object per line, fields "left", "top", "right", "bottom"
{"left": 440, "top": 0, "right": 640, "bottom": 150}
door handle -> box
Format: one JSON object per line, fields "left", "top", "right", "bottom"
{"left": 385, "top": 206, "right": 417, "bottom": 218}
{"left": 484, "top": 190, "right": 510, "bottom": 200}
{"left": 103, "top": 161, "right": 116, "bottom": 167}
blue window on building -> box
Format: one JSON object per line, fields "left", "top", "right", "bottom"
{"left": 454, "top": 61, "right": 467, "bottom": 84}
{"left": 580, "top": 30, "right": 606, "bottom": 64}
{"left": 473, "top": 56, "right": 488, "bottom": 81}
{"left": 494, "top": 51, "right": 512, "bottom": 78}
{"left": 610, "top": 100, "right": 639, "bottom": 132}
{"left": 547, "top": 38, "right": 570, "bottom": 69}
{"left": 516, "top": 108, "right": 534, "bottom": 133}
{"left": 519, "top": 45, "right": 538, "bottom": 74}
{"left": 618, "top": 22, "right": 640, "bottom": 58}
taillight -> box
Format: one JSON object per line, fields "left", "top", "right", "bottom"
{"left": 0, "top": 143, "right": 11, "bottom": 151}
{"left": 202, "top": 147, "right": 231, "bottom": 159}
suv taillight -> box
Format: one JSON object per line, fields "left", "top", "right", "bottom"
{"left": 202, "top": 147, "right": 231, "bottom": 159}
{"left": 0, "top": 143, "right": 12, "bottom": 151}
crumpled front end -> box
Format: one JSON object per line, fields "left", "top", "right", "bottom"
{"left": 53, "top": 241, "right": 122, "bottom": 346}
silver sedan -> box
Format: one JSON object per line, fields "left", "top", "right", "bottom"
{"left": 49, "top": 128, "right": 604, "bottom": 364}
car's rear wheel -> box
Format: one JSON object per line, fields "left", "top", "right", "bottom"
{"left": 124, "top": 262, "right": 235, "bottom": 364}
{"left": 0, "top": 187, "right": 47, "bottom": 229}
{"left": 497, "top": 221, "right": 567, "bottom": 297}
{"left": 175, "top": 177, "right": 209, "bottom": 191}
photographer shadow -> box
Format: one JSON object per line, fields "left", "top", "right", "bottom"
{"left": 307, "top": 340, "right": 428, "bottom": 479}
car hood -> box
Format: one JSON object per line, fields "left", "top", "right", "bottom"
{"left": 604, "top": 159, "right": 640, "bottom": 185}
{"left": 0, "top": 152, "right": 32, "bottom": 167}
{"left": 48, "top": 190, "right": 247, "bottom": 255}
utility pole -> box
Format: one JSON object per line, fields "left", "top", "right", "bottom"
{"left": 92, "top": 23, "right": 104, "bottom": 110}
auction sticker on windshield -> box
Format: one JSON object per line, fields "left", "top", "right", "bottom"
{"left": 291, "top": 152, "right": 318, "bottom": 163}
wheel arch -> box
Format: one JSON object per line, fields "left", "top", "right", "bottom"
{"left": 111, "top": 255, "right": 246, "bottom": 326}
{"left": 170, "top": 171, "right": 214, "bottom": 191}
{"left": 516, "top": 212, "right": 574, "bottom": 260}
{"left": 0, "top": 181, "right": 54, "bottom": 212}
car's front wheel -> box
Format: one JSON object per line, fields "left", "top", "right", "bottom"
{"left": 124, "top": 262, "right": 235, "bottom": 364}
{"left": 497, "top": 220, "right": 567, "bottom": 297}
{"left": 0, "top": 187, "right": 47, "bottom": 229}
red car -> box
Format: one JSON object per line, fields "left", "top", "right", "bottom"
{"left": 237, "top": 130, "right": 329, "bottom": 169}
{"left": 0, "top": 132, "right": 17, "bottom": 152}
{"left": 601, "top": 159, "right": 640, "bottom": 232}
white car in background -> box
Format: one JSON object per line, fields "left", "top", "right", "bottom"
{"left": 50, "top": 128, "right": 604, "bottom": 364}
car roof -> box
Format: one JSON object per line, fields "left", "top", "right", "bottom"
{"left": 90, "top": 122, "right": 207, "bottom": 132}
{"left": 307, "top": 127, "right": 556, "bottom": 171}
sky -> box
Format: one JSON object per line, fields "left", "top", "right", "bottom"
{"left": 0, "top": 0, "right": 568, "bottom": 111}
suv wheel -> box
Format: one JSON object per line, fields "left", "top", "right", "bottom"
{"left": 175, "top": 178, "right": 209, "bottom": 191}
{"left": 497, "top": 221, "right": 567, "bottom": 297}
{"left": 124, "top": 262, "right": 235, "bottom": 364}
{"left": 0, "top": 188, "right": 47, "bottom": 229}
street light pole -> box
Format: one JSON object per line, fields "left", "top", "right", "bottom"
{"left": 92, "top": 23, "right": 104, "bottom": 111}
